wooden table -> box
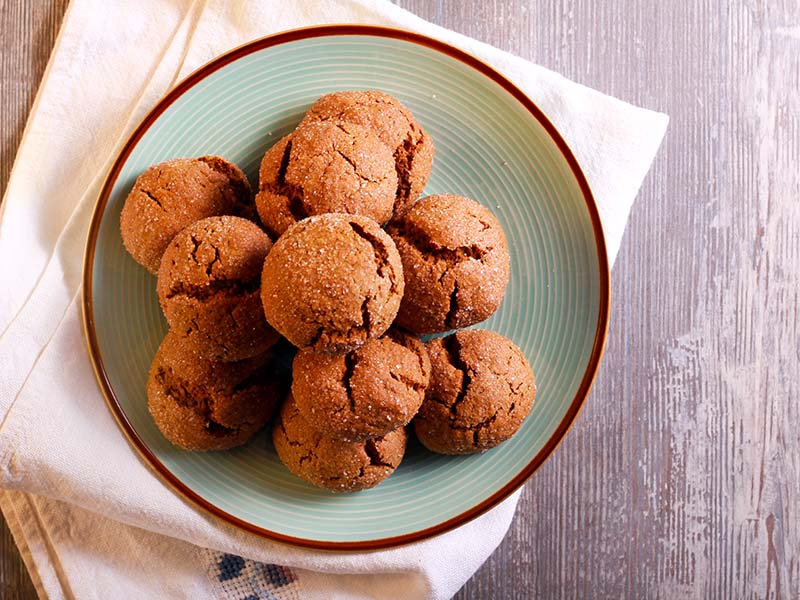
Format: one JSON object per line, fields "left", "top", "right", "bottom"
{"left": 2, "top": 1, "right": 798, "bottom": 598}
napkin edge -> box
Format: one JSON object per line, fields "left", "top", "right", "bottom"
{"left": 0, "top": 490, "right": 58, "bottom": 600}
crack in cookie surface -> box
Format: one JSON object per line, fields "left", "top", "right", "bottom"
{"left": 391, "top": 218, "right": 491, "bottom": 263}
{"left": 393, "top": 129, "right": 428, "bottom": 205}
{"left": 140, "top": 187, "right": 164, "bottom": 209}
{"left": 166, "top": 279, "right": 260, "bottom": 301}
{"left": 154, "top": 366, "right": 237, "bottom": 437}
{"left": 443, "top": 334, "right": 472, "bottom": 418}
{"left": 342, "top": 350, "right": 357, "bottom": 412}
{"left": 388, "top": 370, "right": 427, "bottom": 393}
{"left": 276, "top": 141, "right": 310, "bottom": 222}
{"left": 365, "top": 438, "right": 395, "bottom": 468}
{"left": 445, "top": 281, "right": 461, "bottom": 329}
{"left": 348, "top": 221, "right": 398, "bottom": 291}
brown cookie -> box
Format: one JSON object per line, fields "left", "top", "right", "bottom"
{"left": 292, "top": 329, "right": 430, "bottom": 442}
{"left": 260, "top": 213, "right": 404, "bottom": 354}
{"left": 120, "top": 156, "right": 253, "bottom": 274}
{"left": 157, "top": 215, "right": 279, "bottom": 362}
{"left": 414, "top": 329, "right": 535, "bottom": 455}
{"left": 147, "top": 331, "right": 283, "bottom": 451}
{"left": 272, "top": 393, "right": 407, "bottom": 492}
{"left": 385, "top": 194, "right": 510, "bottom": 334}
{"left": 300, "top": 90, "right": 434, "bottom": 213}
{"left": 254, "top": 121, "right": 397, "bottom": 237}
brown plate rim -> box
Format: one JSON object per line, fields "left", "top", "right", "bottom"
{"left": 82, "top": 24, "right": 610, "bottom": 551}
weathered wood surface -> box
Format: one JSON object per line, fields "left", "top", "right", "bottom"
{"left": 0, "top": 2, "right": 70, "bottom": 597}
{"left": 2, "top": 1, "right": 798, "bottom": 598}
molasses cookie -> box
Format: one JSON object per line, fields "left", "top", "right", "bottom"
{"left": 300, "top": 90, "right": 434, "bottom": 213}
{"left": 260, "top": 213, "right": 404, "bottom": 354}
{"left": 414, "top": 329, "right": 535, "bottom": 455}
{"left": 120, "top": 156, "right": 253, "bottom": 274}
{"left": 157, "top": 215, "right": 279, "bottom": 362}
{"left": 272, "top": 393, "right": 407, "bottom": 492}
{"left": 292, "top": 328, "right": 430, "bottom": 441}
{"left": 385, "top": 194, "right": 510, "bottom": 334}
{"left": 254, "top": 121, "right": 397, "bottom": 237}
{"left": 147, "top": 331, "right": 283, "bottom": 451}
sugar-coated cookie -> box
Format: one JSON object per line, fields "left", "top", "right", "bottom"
{"left": 414, "top": 329, "right": 535, "bottom": 454}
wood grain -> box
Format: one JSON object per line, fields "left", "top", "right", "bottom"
{"left": 0, "top": 2, "right": 69, "bottom": 597}
{"left": 2, "top": 1, "right": 799, "bottom": 599}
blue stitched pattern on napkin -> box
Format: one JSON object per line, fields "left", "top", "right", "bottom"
{"left": 204, "top": 549, "right": 300, "bottom": 599}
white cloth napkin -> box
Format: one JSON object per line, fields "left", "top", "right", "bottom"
{"left": 0, "top": 0, "right": 668, "bottom": 598}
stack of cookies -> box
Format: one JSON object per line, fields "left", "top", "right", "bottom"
{"left": 120, "top": 91, "right": 536, "bottom": 493}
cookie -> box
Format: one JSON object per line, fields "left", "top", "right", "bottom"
{"left": 157, "top": 215, "right": 279, "bottom": 362}
{"left": 300, "top": 90, "right": 434, "bottom": 213}
{"left": 120, "top": 156, "right": 253, "bottom": 274}
{"left": 254, "top": 121, "right": 397, "bottom": 237}
{"left": 413, "top": 329, "right": 535, "bottom": 454}
{"left": 260, "top": 213, "right": 404, "bottom": 354}
{"left": 147, "top": 331, "right": 283, "bottom": 451}
{"left": 385, "top": 194, "right": 510, "bottom": 334}
{"left": 292, "top": 328, "right": 430, "bottom": 441}
{"left": 272, "top": 393, "right": 407, "bottom": 492}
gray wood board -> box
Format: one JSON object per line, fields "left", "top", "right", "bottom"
{"left": 1, "top": 1, "right": 798, "bottom": 598}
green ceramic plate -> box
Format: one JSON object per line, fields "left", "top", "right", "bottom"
{"left": 83, "top": 25, "right": 609, "bottom": 549}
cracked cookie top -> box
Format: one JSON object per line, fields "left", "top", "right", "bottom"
{"left": 147, "top": 330, "right": 284, "bottom": 451}
{"left": 292, "top": 328, "right": 430, "bottom": 442}
{"left": 254, "top": 120, "right": 397, "bottom": 237}
{"left": 414, "top": 329, "right": 536, "bottom": 455}
{"left": 299, "top": 90, "right": 434, "bottom": 214}
{"left": 260, "top": 213, "right": 404, "bottom": 354}
{"left": 272, "top": 393, "right": 407, "bottom": 492}
{"left": 385, "top": 194, "right": 510, "bottom": 334}
{"left": 157, "top": 215, "right": 279, "bottom": 362}
{"left": 120, "top": 156, "right": 254, "bottom": 274}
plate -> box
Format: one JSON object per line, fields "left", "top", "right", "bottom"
{"left": 83, "top": 25, "right": 609, "bottom": 549}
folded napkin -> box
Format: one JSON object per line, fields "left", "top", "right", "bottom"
{"left": 0, "top": 0, "right": 668, "bottom": 598}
